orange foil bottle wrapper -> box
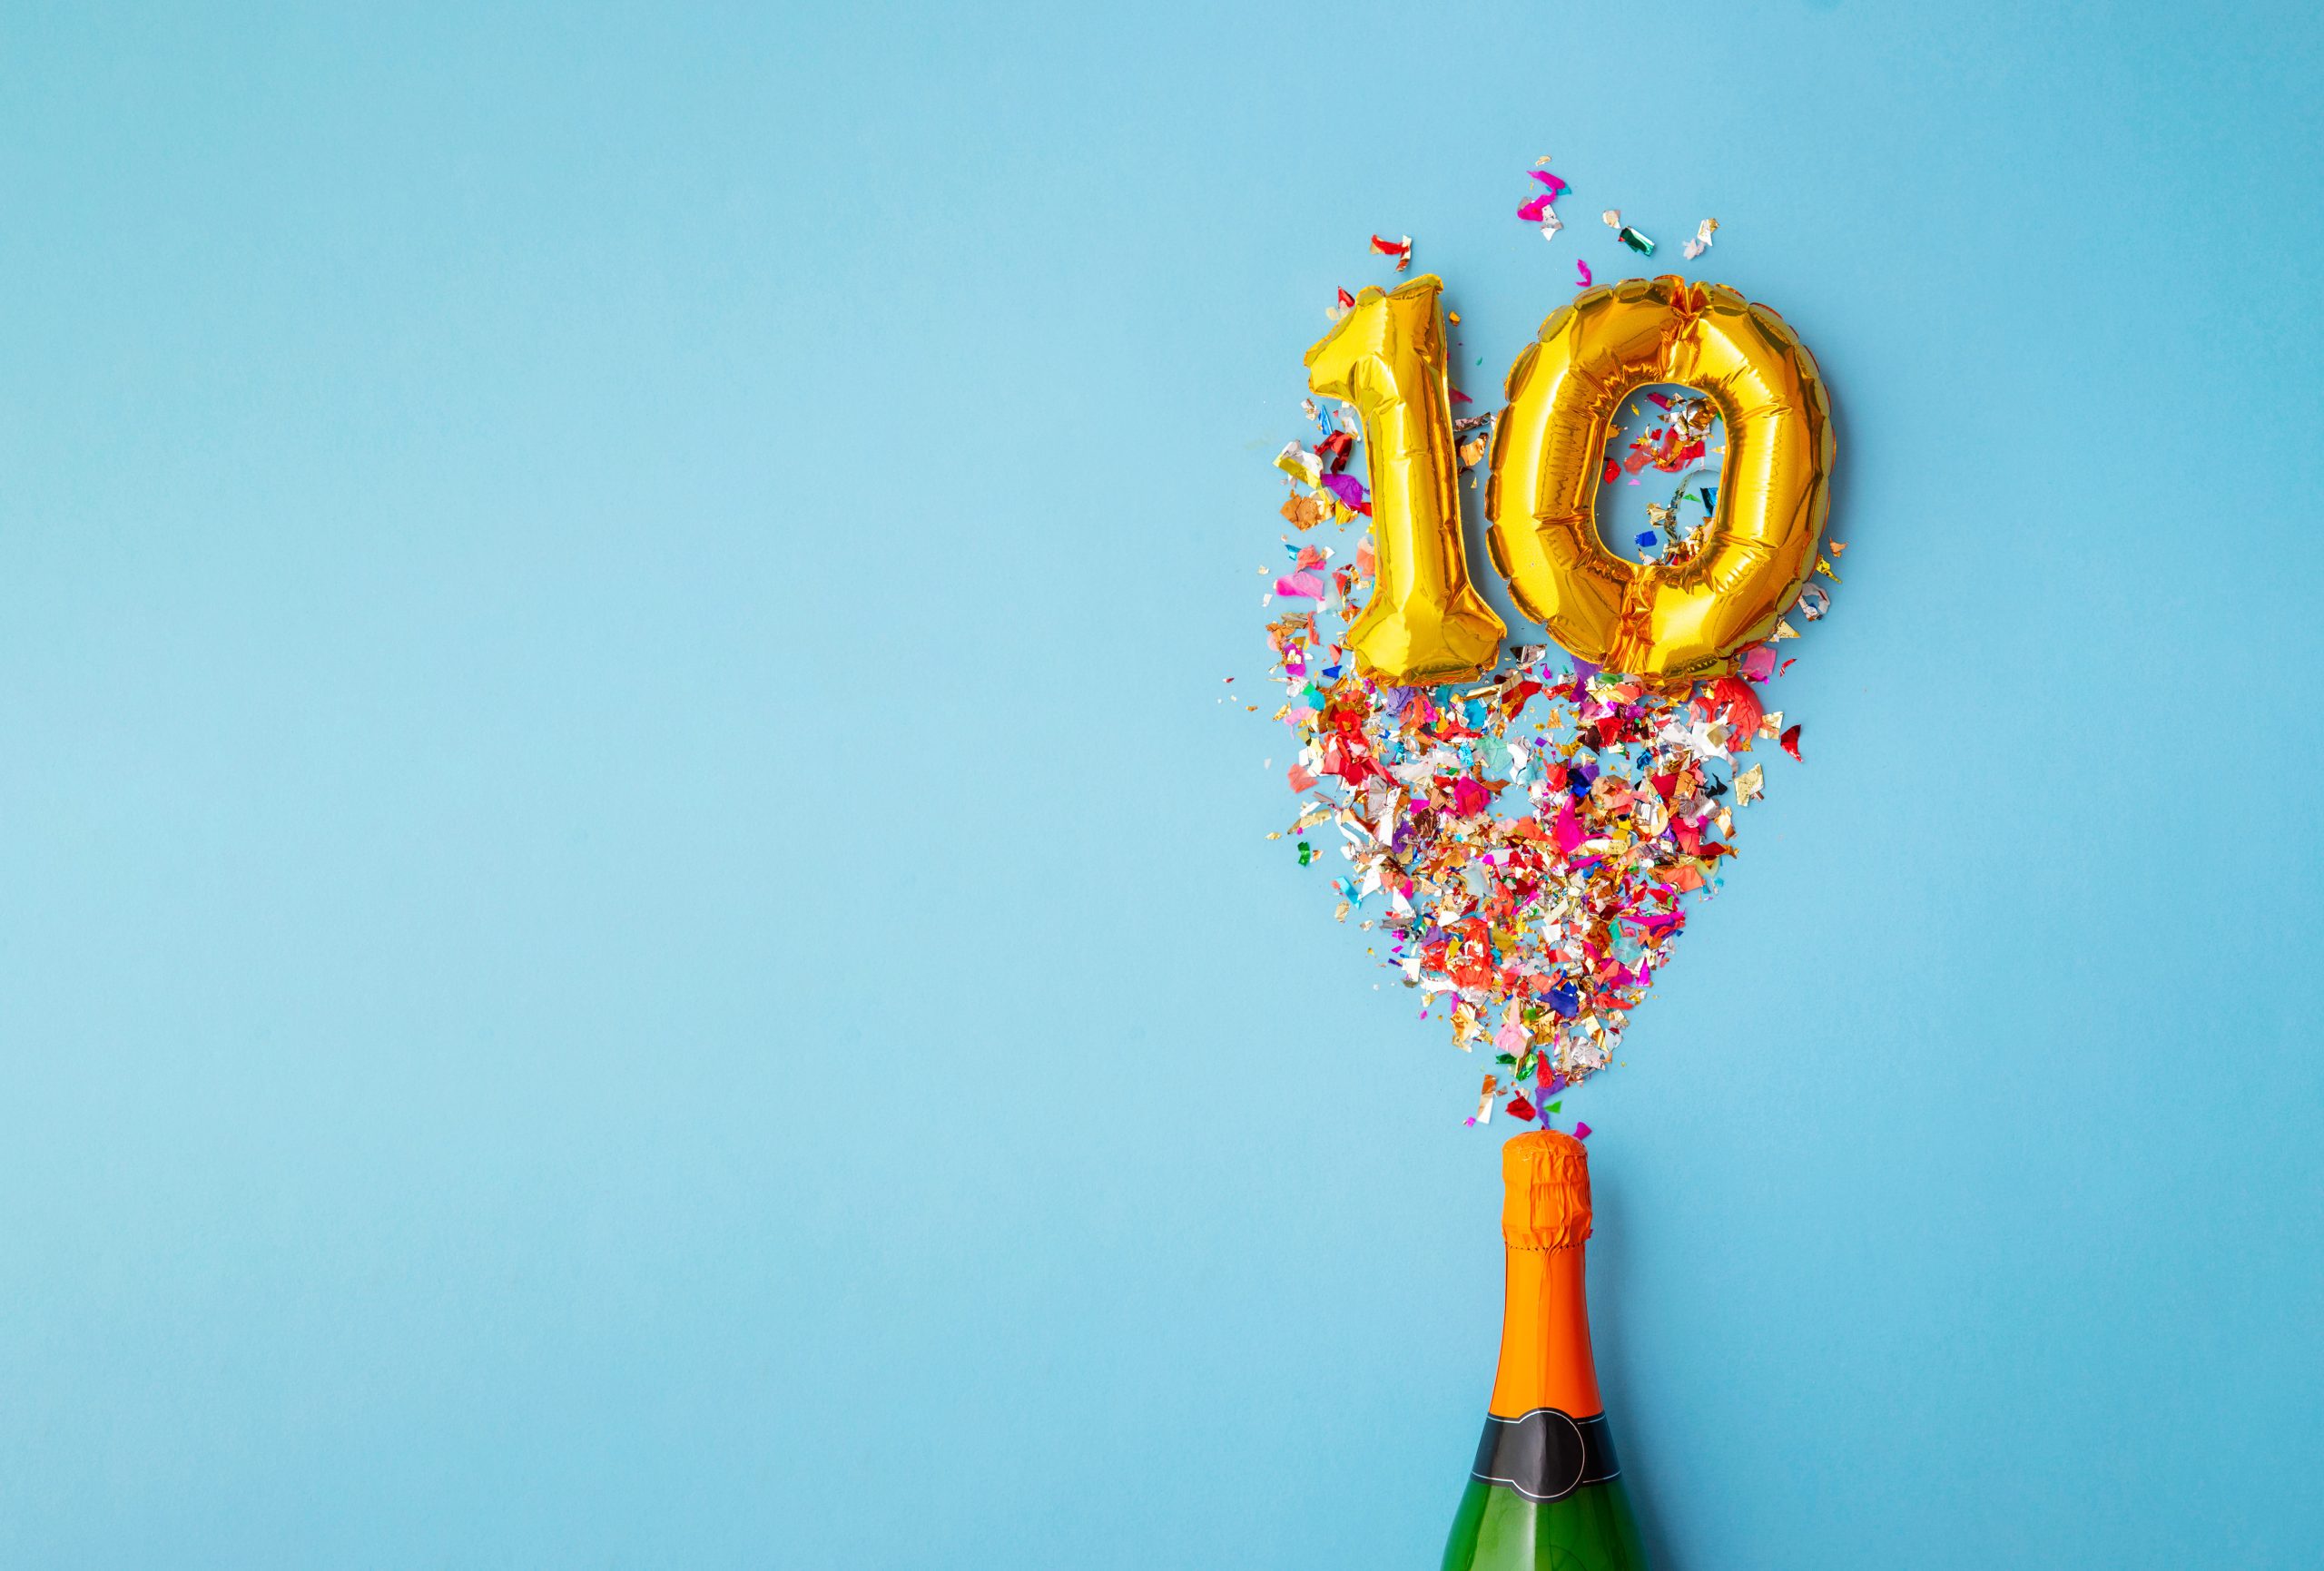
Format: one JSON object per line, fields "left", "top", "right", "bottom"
{"left": 1502, "top": 1130, "right": 1593, "bottom": 1251}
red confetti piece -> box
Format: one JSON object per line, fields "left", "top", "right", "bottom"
{"left": 1706, "top": 675, "right": 1762, "bottom": 740}
{"left": 1779, "top": 724, "right": 1803, "bottom": 761}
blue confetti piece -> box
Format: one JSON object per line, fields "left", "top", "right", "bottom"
{"left": 1634, "top": 531, "right": 1657, "bottom": 547}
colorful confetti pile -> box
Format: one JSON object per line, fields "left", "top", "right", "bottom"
{"left": 1256, "top": 160, "right": 1838, "bottom": 1127}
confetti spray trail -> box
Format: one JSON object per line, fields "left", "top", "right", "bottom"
{"left": 1262, "top": 388, "right": 1841, "bottom": 1126}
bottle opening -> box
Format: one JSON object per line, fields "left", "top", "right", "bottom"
{"left": 1502, "top": 1130, "right": 1592, "bottom": 1250}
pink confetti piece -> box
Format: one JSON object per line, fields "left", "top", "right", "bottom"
{"left": 1275, "top": 570, "right": 1325, "bottom": 599}
{"left": 1552, "top": 800, "right": 1583, "bottom": 853}
{"left": 1575, "top": 259, "right": 1593, "bottom": 288}
{"left": 1517, "top": 193, "right": 1557, "bottom": 222}
{"left": 1318, "top": 473, "right": 1370, "bottom": 514}
{"left": 1573, "top": 1122, "right": 1592, "bottom": 1140}
{"left": 1527, "top": 171, "right": 1570, "bottom": 199}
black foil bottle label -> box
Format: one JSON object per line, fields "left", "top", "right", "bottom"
{"left": 1471, "top": 1409, "right": 1621, "bottom": 1503}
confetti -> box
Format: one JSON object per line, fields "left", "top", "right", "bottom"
{"left": 1681, "top": 218, "right": 1719, "bottom": 260}
{"left": 1275, "top": 441, "right": 1322, "bottom": 486}
{"left": 1319, "top": 473, "right": 1371, "bottom": 515}
{"left": 1370, "top": 233, "right": 1414, "bottom": 270}
{"left": 1282, "top": 494, "right": 1331, "bottom": 529}
{"left": 1601, "top": 209, "right": 1657, "bottom": 256}
{"left": 1778, "top": 724, "right": 1803, "bottom": 761}
{"left": 1466, "top": 1075, "right": 1501, "bottom": 1126}
{"left": 1576, "top": 259, "right": 1593, "bottom": 288}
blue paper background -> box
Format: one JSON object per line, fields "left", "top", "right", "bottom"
{"left": 4, "top": 4, "right": 2319, "bottom": 1566}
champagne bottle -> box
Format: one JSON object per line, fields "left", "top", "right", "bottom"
{"left": 1442, "top": 1130, "right": 1648, "bottom": 1571}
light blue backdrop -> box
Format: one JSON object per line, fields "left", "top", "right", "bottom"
{"left": 3, "top": 4, "right": 2319, "bottom": 1567}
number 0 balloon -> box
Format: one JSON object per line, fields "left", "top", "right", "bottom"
{"left": 1489, "top": 276, "right": 1834, "bottom": 683}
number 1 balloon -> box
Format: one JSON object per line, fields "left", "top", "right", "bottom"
{"left": 1304, "top": 277, "right": 1508, "bottom": 685}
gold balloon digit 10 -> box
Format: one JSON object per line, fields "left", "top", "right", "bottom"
{"left": 1305, "top": 273, "right": 1834, "bottom": 689}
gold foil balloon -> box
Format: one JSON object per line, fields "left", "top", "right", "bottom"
{"left": 1305, "top": 276, "right": 1506, "bottom": 685}
{"left": 1486, "top": 276, "right": 1834, "bottom": 685}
